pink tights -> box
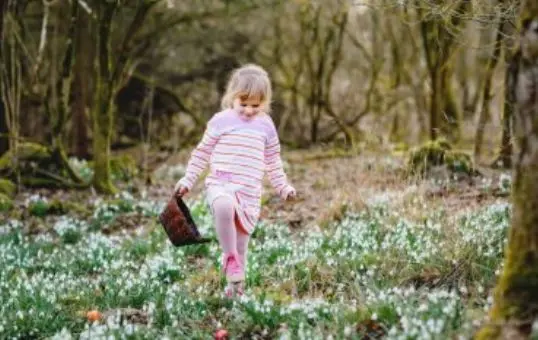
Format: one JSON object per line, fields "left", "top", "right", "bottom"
{"left": 212, "top": 196, "right": 250, "bottom": 267}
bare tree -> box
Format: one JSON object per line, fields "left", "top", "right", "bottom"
{"left": 416, "top": 0, "right": 470, "bottom": 141}
{"left": 91, "top": 0, "right": 159, "bottom": 194}
{"left": 474, "top": 6, "right": 505, "bottom": 161}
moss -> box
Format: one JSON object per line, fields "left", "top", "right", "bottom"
{"left": 393, "top": 142, "right": 409, "bottom": 153}
{"left": 0, "top": 193, "right": 13, "bottom": 212}
{"left": 34, "top": 199, "right": 92, "bottom": 217}
{"left": 92, "top": 143, "right": 117, "bottom": 195}
{"left": 0, "top": 143, "right": 88, "bottom": 189}
{"left": 110, "top": 154, "right": 139, "bottom": 182}
{"left": 0, "top": 142, "right": 51, "bottom": 171}
{"left": 0, "top": 178, "right": 16, "bottom": 197}
{"left": 407, "top": 138, "right": 475, "bottom": 177}
{"left": 444, "top": 150, "right": 474, "bottom": 174}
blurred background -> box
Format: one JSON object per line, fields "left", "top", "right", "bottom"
{"left": 0, "top": 0, "right": 522, "bottom": 192}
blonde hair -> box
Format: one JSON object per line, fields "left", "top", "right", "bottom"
{"left": 221, "top": 64, "right": 272, "bottom": 112}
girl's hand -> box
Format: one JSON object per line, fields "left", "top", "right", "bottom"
{"left": 286, "top": 189, "right": 297, "bottom": 201}
{"left": 281, "top": 185, "right": 296, "bottom": 201}
{"left": 174, "top": 181, "right": 189, "bottom": 197}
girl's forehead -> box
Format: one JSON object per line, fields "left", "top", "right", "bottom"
{"left": 238, "top": 93, "right": 263, "bottom": 103}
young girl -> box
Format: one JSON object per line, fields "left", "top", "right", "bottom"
{"left": 175, "top": 64, "right": 296, "bottom": 296}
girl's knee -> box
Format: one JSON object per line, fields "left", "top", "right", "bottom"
{"left": 212, "top": 196, "right": 234, "bottom": 220}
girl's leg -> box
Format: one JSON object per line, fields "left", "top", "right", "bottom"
{"left": 212, "top": 196, "right": 244, "bottom": 286}
{"left": 236, "top": 229, "right": 250, "bottom": 268}
{"left": 212, "top": 196, "right": 237, "bottom": 255}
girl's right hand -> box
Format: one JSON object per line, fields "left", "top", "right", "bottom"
{"left": 174, "top": 181, "right": 189, "bottom": 197}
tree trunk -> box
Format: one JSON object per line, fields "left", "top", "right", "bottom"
{"left": 474, "top": 18, "right": 504, "bottom": 161}
{"left": 0, "top": 0, "right": 8, "bottom": 155}
{"left": 90, "top": 0, "right": 156, "bottom": 193}
{"left": 440, "top": 62, "right": 461, "bottom": 139}
{"left": 493, "top": 52, "right": 518, "bottom": 169}
{"left": 0, "top": 100, "right": 6, "bottom": 156}
{"left": 92, "top": 93, "right": 116, "bottom": 193}
{"left": 477, "top": 3, "right": 538, "bottom": 338}
{"left": 91, "top": 2, "right": 117, "bottom": 194}
{"left": 430, "top": 66, "right": 442, "bottom": 140}
{"left": 493, "top": 15, "right": 520, "bottom": 169}
{"left": 418, "top": 0, "right": 468, "bottom": 141}
{"left": 72, "top": 9, "right": 90, "bottom": 159}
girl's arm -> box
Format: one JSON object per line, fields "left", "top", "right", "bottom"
{"left": 265, "top": 130, "right": 294, "bottom": 199}
{"left": 177, "top": 121, "right": 219, "bottom": 191}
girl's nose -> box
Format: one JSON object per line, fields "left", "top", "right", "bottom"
{"left": 245, "top": 107, "right": 254, "bottom": 114}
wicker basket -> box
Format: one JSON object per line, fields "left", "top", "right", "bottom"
{"left": 159, "top": 195, "right": 211, "bottom": 247}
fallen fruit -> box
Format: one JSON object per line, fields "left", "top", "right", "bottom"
{"left": 215, "top": 329, "right": 229, "bottom": 340}
{"left": 86, "top": 310, "right": 102, "bottom": 322}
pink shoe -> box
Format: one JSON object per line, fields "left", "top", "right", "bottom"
{"left": 224, "top": 282, "right": 244, "bottom": 298}
{"left": 222, "top": 252, "right": 244, "bottom": 283}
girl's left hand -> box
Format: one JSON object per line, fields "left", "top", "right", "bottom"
{"left": 282, "top": 186, "right": 297, "bottom": 201}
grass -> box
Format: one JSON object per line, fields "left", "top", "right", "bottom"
{"left": 0, "top": 184, "right": 523, "bottom": 339}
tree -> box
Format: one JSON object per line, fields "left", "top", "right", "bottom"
{"left": 477, "top": 1, "right": 538, "bottom": 338}
{"left": 0, "top": 0, "right": 9, "bottom": 156}
{"left": 90, "top": 0, "right": 158, "bottom": 194}
{"left": 493, "top": 1, "right": 522, "bottom": 169}
{"left": 473, "top": 6, "right": 505, "bottom": 161}
{"left": 416, "top": 0, "right": 470, "bottom": 141}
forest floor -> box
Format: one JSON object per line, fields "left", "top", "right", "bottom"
{"left": 163, "top": 145, "right": 508, "bottom": 230}
{"left": 0, "top": 146, "right": 516, "bottom": 339}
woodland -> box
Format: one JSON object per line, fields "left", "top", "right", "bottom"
{"left": 1, "top": 0, "right": 538, "bottom": 339}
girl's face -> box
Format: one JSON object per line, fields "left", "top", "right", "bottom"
{"left": 233, "top": 94, "right": 263, "bottom": 121}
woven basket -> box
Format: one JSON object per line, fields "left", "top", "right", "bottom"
{"left": 159, "top": 195, "right": 211, "bottom": 247}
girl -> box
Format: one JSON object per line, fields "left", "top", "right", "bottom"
{"left": 175, "top": 64, "right": 296, "bottom": 297}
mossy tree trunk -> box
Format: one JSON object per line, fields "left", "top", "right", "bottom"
{"left": 474, "top": 15, "right": 504, "bottom": 161}
{"left": 90, "top": 0, "right": 157, "bottom": 194}
{"left": 494, "top": 7, "right": 521, "bottom": 169}
{"left": 72, "top": 6, "right": 91, "bottom": 159}
{"left": 477, "top": 2, "right": 538, "bottom": 338}
{"left": 49, "top": 1, "right": 83, "bottom": 184}
{"left": 417, "top": 0, "right": 469, "bottom": 141}
{"left": 0, "top": 0, "right": 8, "bottom": 156}
{"left": 495, "top": 49, "right": 518, "bottom": 169}
{"left": 0, "top": 99, "right": 6, "bottom": 156}
{"left": 91, "top": 2, "right": 117, "bottom": 194}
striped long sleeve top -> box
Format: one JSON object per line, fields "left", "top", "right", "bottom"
{"left": 178, "top": 109, "right": 294, "bottom": 233}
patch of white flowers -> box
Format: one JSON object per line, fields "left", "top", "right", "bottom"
{"left": 53, "top": 216, "right": 88, "bottom": 237}
{"left": 0, "top": 195, "right": 513, "bottom": 339}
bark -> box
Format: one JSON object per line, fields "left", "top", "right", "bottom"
{"left": 417, "top": 0, "right": 469, "bottom": 141}
{"left": 0, "top": 100, "right": 6, "bottom": 156}
{"left": 0, "top": 0, "right": 8, "bottom": 155}
{"left": 91, "top": 2, "right": 117, "bottom": 194}
{"left": 474, "top": 17, "right": 504, "bottom": 161}
{"left": 419, "top": 13, "right": 441, "bottom": 140}
{"left": 477, "top": 3, "right": 538, "bottom": 337}
{"left": 53, "top": 1, "right": 83, "bottom": 184}
{"left": 91, "top": 0, "right": 157, "bottom": 193}
{"left": 493, "top": 10, "right": 521, "bottom": 169}
{"left": 494, "top": 51, "right": 518, "bottom": 169}
{"left": 72, "top": 8, "right": 90, "bottom": 159}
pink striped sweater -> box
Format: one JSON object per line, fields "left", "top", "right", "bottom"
{"left": 178, "top": 108, "right": 294, "bottom": 234}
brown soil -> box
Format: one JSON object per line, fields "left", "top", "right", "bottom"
{"left": 158, "top": 147, "right": 509, "bottom": 231}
